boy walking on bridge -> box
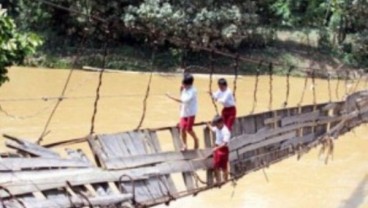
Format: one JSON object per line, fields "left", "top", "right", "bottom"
{"left": 210, "top": 78, "right": 237, "bottom": 131}
{"left": 208, "top": 115, "right": 230, "bottom": 184}
{"left": 166, "top": 73, "right": 199, "bottom": 151}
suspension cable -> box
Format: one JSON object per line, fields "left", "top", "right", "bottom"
{"left": 353, "top": 71, "right": 363, "bottom": 92}
{"left": 283, "top": 66, "right": 294, "bottom": 108}
{"left": 327, "top": 72, "right": 332, "bottom": 102}
{"left": 250, "top": 61, "right": 262, "bottom": 114}
{"left": 233, "top": 53, "right": 239, "bottom": 101}
{"left": 344, "top": 70, "right": 349, "bottom": 97}
{"left": 37, "top": 31, "right": 89, "bottom": 144}
{"left": 298, "top": 71, "right": 309, "bottom": 107}
{"left": 268, "top": 63, "right": 273, "bottom": 111}
{"left": 136, "top": 46, "right": 156, "bottom": 130}
{"left": 209, "top": 50, "right": 219, "bottom": 115}
{"left": 311, "top": 69, "right": 317, "bottom": 106}
{"left": 90, "top": 42, "right": 108, "bottom": 135}
{"left": 335, "top": 74, "right": 340, "bottom": 100}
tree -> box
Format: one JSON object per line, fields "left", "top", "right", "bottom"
{"left": 0, "top": 4, "right": 42, "bottom": 86}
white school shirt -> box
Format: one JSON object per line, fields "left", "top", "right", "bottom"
{"left": 212, "top": 125, "right": 231, "bottom": 145}
{"left": 213, "top": 89, "right": 236, "bottom": 107}
{"left": 180, "top": 86, "right": 198, "bottom": 117}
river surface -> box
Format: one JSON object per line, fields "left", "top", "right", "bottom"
{"left": 0, "top": 67, "right": 367, "bottom": 208}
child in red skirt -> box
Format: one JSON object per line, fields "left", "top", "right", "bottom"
{"left": 208, "top": 115, "right": 231, "bottom": 184}
{"left": 210, "top": 78, "right": 236, "bottom": 131}
{"left": 166, "top": 73, "right": 199, "bottom": 151}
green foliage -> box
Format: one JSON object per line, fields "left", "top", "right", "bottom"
{"left": 0, "top": 5, "right": 42, "bottom": 86}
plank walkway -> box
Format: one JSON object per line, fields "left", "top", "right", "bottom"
{"left": 0, "top": 90, "right": 367, "bottom": 208}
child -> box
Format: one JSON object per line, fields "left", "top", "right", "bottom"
{"left": 210, "top": 78, "right": 237, "bottom": 131}
{"left": 166, "top": 73, "right": 199, "bottom": 151}
{"left": 208, "top": 115, "right": 230, "bottom": 184}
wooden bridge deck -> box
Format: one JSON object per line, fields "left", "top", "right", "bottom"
{"left": 0, "top": 90, "right": 367, "bottom": 208}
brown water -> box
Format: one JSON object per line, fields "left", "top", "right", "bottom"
{"left": 1, "top": 67, "right": 368, "bottom": 208}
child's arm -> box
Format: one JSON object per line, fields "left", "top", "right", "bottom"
{"left": 165, "top": 93, "right": 182, "bottom": 103}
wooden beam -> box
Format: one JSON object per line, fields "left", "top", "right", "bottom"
{"left": 103, "top": 149, "right": 211, "bottom": 169}
{"left": 3, "top": 134, "right": 59, "bottom": 158}
{"left": 0, "top": 157, "right": 91, "bottom": 171}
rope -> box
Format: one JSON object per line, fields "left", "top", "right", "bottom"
{"left": 283, "top": 66, "right": 294, "bottom": 108}
{"left": 209, "top": 50, "right": 219, "bottom": 115}
{"left": 311, "top": 69, "right": 317, "bottom": 106}
{"left": 136, "top": 47, "right": 156, "bottom": 130}
{"left": 0, "top": 102, "right": 55, "bottom": 120}
{"left": 36, "top": 31, "right": 88, "bottom": 144}
{"left": 0, "top": 186, "right": 26, "bottom": 208}
{"left": 268, "top": 63, "right": 273, "bottom": 111}
{"left": 250, "top": 61, "right": 262, "bottom": 114}
{"left": 233, "top": 53, "right": 239, "bottom": 101}
{"left": 353, "top": 72, "right": 363, "bottom": 92}
{"left": 327, "top": 72, "right": 332, "bottom": 102}
{"left": 344, "top": 70, "right": 349, "bottom": 97}
{"left": 298, "top": 72, "right": 309, "bottom": 107}
{"left": 336, "top": 74, "right": 340, "bottom": 100}
{"left": 90, "top": 42, "right": 108, "bottom": 135}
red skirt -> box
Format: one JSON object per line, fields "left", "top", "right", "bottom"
{"left": 179, "top": 116, "right": 195, "bottom": 132}
{"left": 213, "top": 146, "right": 229, "bottom": 170}
{"left": 222, "top": 106, "right": 236, "bottom": 131}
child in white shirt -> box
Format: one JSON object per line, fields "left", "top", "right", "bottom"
{"left": 211, "top": 78, "right": 237, "bottom": 131}
{"left": 208, "top": 115, "right": 230, "bottom": 183}
{"left": 166, "top": 73, "right": 199, "bottom": 151}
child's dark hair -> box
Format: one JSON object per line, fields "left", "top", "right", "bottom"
{"left": 218, "top": 78, "right": 227, "bottom": 86}
{"left": 182, "top": 73, "right": 194, "bottom": 85}
{"left": 211, "top": 115, "right": 223, "bottom": 126}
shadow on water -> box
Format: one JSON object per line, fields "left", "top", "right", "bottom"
{"left": 339, "top": 175, "right": 368, "bottom": 208}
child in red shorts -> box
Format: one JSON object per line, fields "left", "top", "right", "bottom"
{"left": 166, "top": 73, "right": 199, "bottom": 151}
{"left": 210, "top": 78, "right": 237, "bottom": 131}
{"left": 208, "top": 115, "right": 230, "bottom": 184}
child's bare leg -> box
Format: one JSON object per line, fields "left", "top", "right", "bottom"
{"left": 222, "top": 168, "right": 229, "bottom": 182}
{"left": 188, "top": 130, "right": 199, "bottom": 149}
{"left": 180, "top": 129, "right": 187, "bottom": 150}
{"left": 214, "top": 169, "right": 221, "bottom": 184}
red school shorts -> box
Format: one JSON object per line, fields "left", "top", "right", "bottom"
{"left": 213, "top": 146, "right": 229, "bottom": 170}
{"left": 179, "top": 116, "right": 195, "bottom": 132}
{"left": 222, "top": 106, "right": 236, "bottom": 131}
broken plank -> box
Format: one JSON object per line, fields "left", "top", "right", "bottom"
{"left": 0, "top": 168, "right": 148, "bottom": 198}
{"left": 281, "top": 111, "right": 320, "bottom": 126}
{"left": 170, "top": 127, "right": 196, "bottom": 191}
{"left": 4, "top": 134, "right": 59, "bottom": 158}
{"left": 230, "top": 131, "right": 296, "bottom": 160}
{"left": 103, "top": 149, "right": 212, "bottom": 169}
{"left": 0, "top": 157, "right": 91, "bottom": 171}
{"left": 5, "top": 194, "right": 133, "bottom": 208}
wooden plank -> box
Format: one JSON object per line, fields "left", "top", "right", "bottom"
{"left": 230, "top": 131, "right": 296, "bottom": 161}
{"left": 281, "top": 110, "right": 320, "bottom": 126}
{"left": 0, "top": 168, "right": 149, "bottom": 197}
{"left": 65, "top": 148, "right": 92, "bottom": 165}
{"left": 114, "top": 133, "right": 153, "bottom": 203}
{"left": 127, "top": 132, "right": 164, "bottom": 201}
{"left": 0, "top": 158, "right": 91, "bottom": 171}
{"left": 4, "top": 135, "right": 59, "bottom": 158}
{"left": 170, "top": 127, "right": 196, "bottom": 191}
{"left": 204, "top": 127, "right": 214, "bottom": 186}
{"left": 98, "top": 134, "right": 127, "bottom": 158}
{"left": 104, "top": 149, "right": 211, "bottom": 169}
{"left": 170, "top": 127, "right": 182, "bottom": 150}
{"left": 4, "top": 194, "right": 133, "bottom": 208}
{"left": 145, "top": 130, "right": 177, "bottom": 195}
{"left": 280, "top": 133, "right": 316, "bottom": 149}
